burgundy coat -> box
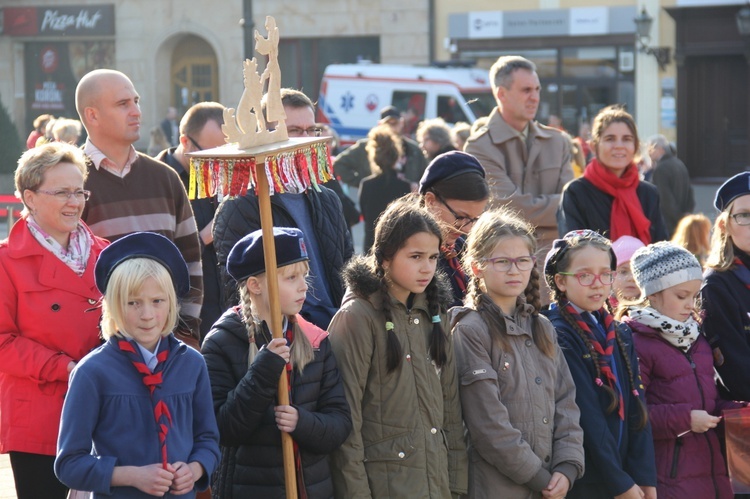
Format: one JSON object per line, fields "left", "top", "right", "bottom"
{"left": 0, "top": 219, "right": 108, "bottom": 455}
{"left": 627, "top": 318, "right": 737, "bottom": 499}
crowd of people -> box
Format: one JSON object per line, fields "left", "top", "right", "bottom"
{"left": 0, "top": 52, "right": 747, "bottom": 499}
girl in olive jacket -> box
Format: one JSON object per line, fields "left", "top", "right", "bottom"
{"left": 328, "top": 199, "right": 468, "bottom": 498}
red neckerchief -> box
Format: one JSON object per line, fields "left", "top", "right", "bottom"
{"left": 583, "top": 159, "right": 651, "bottom": 244}
{"left": 114, "top": 336, "right": 173, "bottom": 469}
{"left": 442, "top": 244, "right": 467, "bottom": 294}
{"left": 563, "top": 302, "right": 625, "bottom": 420}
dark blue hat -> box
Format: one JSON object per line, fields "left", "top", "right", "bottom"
{"left": 714, "top": 171, "right": 750, "bottom": 211}
{"left": 418, "top": 150, "right": 486, "bottom": 194}
{"left": 95, "top": 232, "right": 190, "bottom": 297}
{"left": 543, "top": 229, "right": 616, "bottom": 279}
{"left": 227, "top": 227, "right": 309, "bottom": 281}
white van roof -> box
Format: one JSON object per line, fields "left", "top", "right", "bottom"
{"left": 322, "top": 63, "right": 491, "bottom": 91}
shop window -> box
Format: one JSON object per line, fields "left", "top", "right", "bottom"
{"left": 437, "top": 95, "right": 468, "bottom": 124}
{"left": 393, "top": 91, "right": 426, "bottom": 136}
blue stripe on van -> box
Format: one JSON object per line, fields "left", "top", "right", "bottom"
{"left": 319, "top": 94, "right": 369, "bottom": 138}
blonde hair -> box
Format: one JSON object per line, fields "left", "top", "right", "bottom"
{"left": 15, "top": 142, "right": 88, "bottom": 212}
{"left": 672, "top": 214, "right": 711, "bottom": 266}
{"left": 52, "top": 118, "right": 82, "bottom": 144}
{"left": 461, "top": 208, "right": 554, "bottom": 357}
{"left": 101, "top": 258, "right": 179, "bottom": 341}
{"left": 238, "top": 261, "right": 314, "bottom": 373}
{"left": 706, "top": 209, "right": 735, "bottom": 271}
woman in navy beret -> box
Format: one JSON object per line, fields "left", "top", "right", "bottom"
{"left": 701, "top": 172, "right": 750, "bottom": 401}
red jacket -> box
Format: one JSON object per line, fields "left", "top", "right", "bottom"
{"left": 0, "top": 219, "right": 108, "bottom": 455}
{"left": 627, "top": 318, "right": 738, "bottom": 499}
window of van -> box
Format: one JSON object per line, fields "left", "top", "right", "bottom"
{"left": 393, "top": 91, "right": 426, "bottom": 137}
{"left": 437, "top": 95, "right": 467, "bottom": 124}
{"left": 463, "top": 92, "right": 495, "bottom": 120}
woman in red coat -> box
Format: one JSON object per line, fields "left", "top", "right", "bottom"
{"left": 0, "top": 142, "right": 109, "bottom": 498}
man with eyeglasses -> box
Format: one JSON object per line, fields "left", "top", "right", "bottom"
{"left": 465, "top": 55, "right": 573, "bottom": 303}
{"left": 156, "top": 102, "right": 226, "bottom": 341}
{"left": 213, "top": 88, "right": 354, "bottom": 330}
{"left": 75, "top": 69, "right": 203, "bottom": 346}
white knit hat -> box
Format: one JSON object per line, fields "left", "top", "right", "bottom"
{"left": 630, "top": 241, "right": 703, "bottom": 296}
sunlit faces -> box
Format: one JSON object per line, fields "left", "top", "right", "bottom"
{"left": 121, "top": 276, "right": 170, "bottom": 352}
{"left": 613, "top": 262, "right": 641, "bottom": 302}
{"left": 284, "top": 105, "right": 317, "bottom": 137}
{"left": 595, "top": 122, "right": 636, "bottom": 177}
{"left": 249, "top": 261, "right": 310, "bottom": 319}
{"left": 554, "top": 245, "right": 614, "bottom": 312}
{"left": 648, "top": 280, "right": 701, "bottom": 323}
{"left": 383, "top": 232, "right": 441, "bottom": 305}
{"left": 473, "top": 236, "right": 533, "bottom": 315}
{"left": 497, "top": 69, "right": 540, "bottom": 131}
{"left": 23, "top": 161, "right": 86, "bottom": 247}
{"left": 89, "top": 73, "right": 141, "bottom": 147}
{"left": 726, "top": 195, "right": 750, "bottom": 254}
{"left": 190, "top": 119, "right": 227, "bottom": 151}
{"left": 423, "top": 192, "right": 487, "bottom": 246}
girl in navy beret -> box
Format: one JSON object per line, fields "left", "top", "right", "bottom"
{"left": 201, "top": 227, "right": 352, "bottom": 498}
{"left": 327, "top": 198, "right": 468, "bottom": 498}
{"left": 701, "top": 171, "right": 750, "bottom": 401}
{"left": 55, "top": 232, "right": 220, "bottom": 498}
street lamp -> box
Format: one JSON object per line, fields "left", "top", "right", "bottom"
{"left": 634, "top": 7, "right": 671, "bottom": 71}
{"left": 737, "top": 6, "right": 750, "bottom": 36}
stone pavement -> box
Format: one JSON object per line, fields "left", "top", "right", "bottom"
{"left": 0, "top": 454, "right": 16, "bottom": 499}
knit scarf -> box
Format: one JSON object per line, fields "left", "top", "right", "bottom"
{"left": 627, "top": 306, "right": 700, "bottom": 352}
{"left": 583, "top": 159, "right": 651, "bottom": 244}
{"left": 564, "top": 302, "right": 625, "bottom": 420}
{"left": 113, "top": 335, "right": 172, "bottom": 469}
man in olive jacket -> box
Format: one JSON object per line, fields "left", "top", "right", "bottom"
{"left": 465, "top": 56, "right": 573, "bottom": 292}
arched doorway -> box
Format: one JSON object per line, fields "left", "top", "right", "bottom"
{"left": 170, "top": 35, "right": 219, "bottom": 116}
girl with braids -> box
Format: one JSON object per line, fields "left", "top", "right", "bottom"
{"left": 542, "top": 230, "right": 656, "bottom": 499}
{"left": 623, "top": 242, "right": 739, "bottom": 499}
{"left": 55, "top": 232, "right": 220, "bottom": 497}
{"left": 328, "top": 197, "right": 468, "bottom": 498}
{"left": 201, "top": 227, "right": 351, "bottom": 498}
{"left": 418, "top": 150, "right": 489, "bottom": 308}
{"left": 451, "top": 209, "right": 584, "bottom": 498}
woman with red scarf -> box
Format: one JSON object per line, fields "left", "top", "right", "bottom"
{"left": 557, "top": 105, "right": 668, "bottom": 245}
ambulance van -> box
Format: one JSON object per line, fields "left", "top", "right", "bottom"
{"left": 317, "top": 63, "right": 495, "bottom": 146}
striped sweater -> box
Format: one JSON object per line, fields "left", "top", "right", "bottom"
{"left": 82, "top": 153, "right": 203, "bottom": 340}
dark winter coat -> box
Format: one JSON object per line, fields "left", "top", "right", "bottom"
{"left": 651, "top": 153, "right": 694, "bottom": 237}
{"left": 700, "top": 251, "right": 750, "bottom": 401}
{"left": 212, "top": 186, "right": 354, "bottom": 329}
{"left": 626, "top": 318, "right": 736, "bottom": 499}
{"left": 557, "top": 176, "right": 669, "bottom": 243}
{"left": 202, "top": 309, "right": 352, "bottom": 499}
{"left": 543, "top": 306, "right": 656, "bottom": 498}
{"left": 358, "top": 172, "right": 411, "bottom": 253}
{"left": 334, "top": 136, "right": 426, "bottom": 188}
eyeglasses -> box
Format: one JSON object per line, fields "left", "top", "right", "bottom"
{"left": 731, "top": 212, "right": 750, "bottom": 226}
{"left": 558, "top": 271, "right": 616, "bottom": 287}
{"left": 435, "top": 193, "right": 481, "bottom": 231}
{"left": 287, "top": 126, "right": 322, "bottom": 137}
{"left": 35, "top": 189, "right": 91, "bottom": 202}
{"left": 186, "top": 135, "right": 203, "bottom": 151}
{"left": 483, "top": 255, "right": 536, "bottom": 272}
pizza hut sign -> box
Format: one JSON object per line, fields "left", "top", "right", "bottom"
{"left": 3, "top": 5, "right": 115, "bottom": 37}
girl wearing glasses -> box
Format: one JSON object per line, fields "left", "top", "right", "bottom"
{"left": 557, "top": 105, "right": 668, "bottom": 245}
{"left": 623, "top": 242, "right": 737, "bottom": 499}
{"left": 701, "top": 172, "right": 750, "bottom": 401}
{"left": 0, "top": 142, "right": 109, "bottom": 499}
{"left": 419, "top": 151, "right": 489, "bottom": 308}
{"left": 451, "top": 209, "right": 584, "bottom": 499}
{"left": 543, "top": 230, "right": 656, "bottom": 499}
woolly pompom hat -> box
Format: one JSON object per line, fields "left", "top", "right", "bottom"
{"left": 630, "top": 241, "right": 703, "bottom": 296}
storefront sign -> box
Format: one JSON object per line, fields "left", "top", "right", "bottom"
{"left": 3, "top": 5, "right": 115, "bottom": 37}
{"left": 468, "top": 11, "right": 503, "bottom": 39}
{"left": 504, "top": 10, "right": 568, "bottom": 38}
{"left": 569, "top": 7, "right": 608, "bottom": 36}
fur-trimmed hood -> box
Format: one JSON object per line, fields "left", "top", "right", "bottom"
{"left": 340, "top": 255, "right": 454, "bottom": 311}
